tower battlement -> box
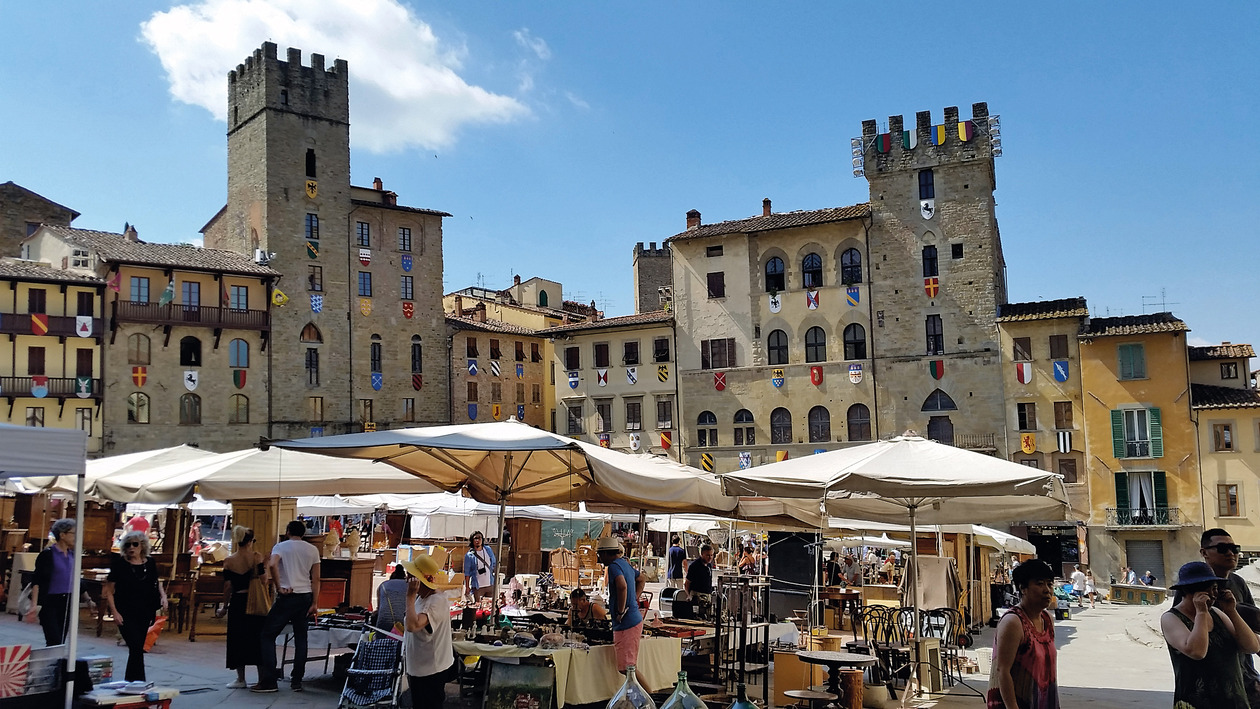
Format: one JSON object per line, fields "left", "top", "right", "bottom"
{"left": 859, "top": 102, "right": 998, "bottom": 174}
{"left": 227, "top": 42, "right": 349, "bottom": 132}
{"left": 633, "top": 241, "right": 671, "bottom": 258}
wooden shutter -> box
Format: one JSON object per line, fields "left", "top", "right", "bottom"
{"left": 1153, "top": 471, "right": 1168, "bottom": 508}
{"left": 1110, "top": 410, "right": 1125, "bottom": 458}
{"left": 1149, "top": 408, "right": 1163, "bottom": 458}
{"left": 1114, "top": 472, "right": 1129, "bottom": 511}
{"left": 701, "top": 340, "right": 711, "bottom": 369}
{"left": 726, "top": 337, "right": 737, "bottom": 367}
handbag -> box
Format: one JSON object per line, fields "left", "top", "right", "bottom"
{"left": 246, "top": 576, "right": 274, "bottom": 616}
{"left": 16, "top": 583, "right": 36, "bottom": 617}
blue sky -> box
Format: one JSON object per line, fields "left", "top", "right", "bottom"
{"left": 3, "top": 1, "right": 1257, "bottom": 362}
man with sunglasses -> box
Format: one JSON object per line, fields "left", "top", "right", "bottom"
{"left": 1201, "top": 527, "right": 1260, "bottom": 706}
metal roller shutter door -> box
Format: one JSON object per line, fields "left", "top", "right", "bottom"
{"left": 1125, "top": 540, "right": 1165, "bottom": 586}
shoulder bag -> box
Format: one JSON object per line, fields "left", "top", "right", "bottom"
{"left": 246, "top": 573, "right": 274, "bottom": 616}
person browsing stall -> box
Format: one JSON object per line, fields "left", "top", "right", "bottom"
{"left": 462, "top": 532, "right": 497, "bottom": 601}
{"left": 27, "top": 519, "right": 77, "bottom": 646}
{"left": 253, "top": 521, "right": 321, "bottom": 693}
{"left": 988, "top": 559, "right": 1060, "bottom": 709}
{"left": 567, "top": 588, "right": 607, "bottom": 626}
{"left": 666, "top": 536, "right": 687, "bottom": 589}
{"left": 685, "top": 543, "right": 715, "bottom": 595}
{"left": 402, "top": 553, "right": 459, "bottom": 709}
{"left": 597, "top": 536, "right": 646, "bottom": 680}
{"left": 1161, "top": 561, "right": 1260, "bottom": 709}
{"left": 840, "top": 554, "right": 862, "bottom": 586}
{"left": 105, "top": 530, "right": 167, "bottom": 682}
{"left": 1201, "top": 528, "right": 1260, "bottom": 705}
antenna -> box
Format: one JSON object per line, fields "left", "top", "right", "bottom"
{"left": 1141, "top": 288, "right": 1179, "bottom": 314}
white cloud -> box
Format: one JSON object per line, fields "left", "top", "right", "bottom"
{"left": 513, "top": 28, "right": 550, "bottom": 60}
{"left": 1187, "top": 336, "right": 1213, "bottom": 347}
{"left": 140, "top": 0, "right": 529, "bottom": 152}
{"left": 565, "top": 91, "right": 590, "bottom": 110}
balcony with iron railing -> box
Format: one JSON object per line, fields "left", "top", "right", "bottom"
{"left": 0, "top": 376, "right": 102, "bottom": 400}
{"left": 949, "top": 433, "right": 998, "bottom": 451}
{"left": 1105, "top": 506, "right": 1181, "bottom": 528}
{"left": 0, "top": 313, "right": 103, "bottom": 338}
{"left": 112, "top": 300, "right": 269, "bottom": 330}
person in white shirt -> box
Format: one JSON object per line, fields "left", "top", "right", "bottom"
{"left": 1070, "top": 565, "right": 1087, "bottom": 608}
{"left": 253, "top": 521, "right": 321, "bottom": 693}
{"left": 402, "top": 553, "right": 460, "bottom": 708}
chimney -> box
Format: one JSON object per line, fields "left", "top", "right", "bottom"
{"left": 762, "top": 198, "right": 772, "bottom": 217}
{"left": 475, "top": 304, "right": 486, "bottom": 323}
{"left": 124, "top": 223, "right": 138, "bottom": 242}
{"left": 514, "top": 274, "right": 521, "bottom": 286}
{"left": 453, "top": 295, "right": 463, "bottom": 316}
{"left": 385, "top": 191, "right": 397, "bottom": 206}
{"left": 373, "top": 177, "right": 383, "bottom": 190}
{"left": 686, "top": 209, "right": 701, "bottom": 229}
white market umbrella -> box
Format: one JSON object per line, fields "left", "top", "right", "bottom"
{"left": 296, "top": 495, "right": 379, "bottom": 516}
{"left": 830, "top": 533, "right": 911, "bottom": 549}
{"left": 22, "top": 443, "right": 216, "bottom": 498}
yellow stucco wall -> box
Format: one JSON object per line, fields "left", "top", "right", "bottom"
{"left": 1198, "top": 408, "right": 1260, "bottom": 549}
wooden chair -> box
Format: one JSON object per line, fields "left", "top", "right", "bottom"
{"left": 187, "top": 568, "right": 227, "bottom": 641}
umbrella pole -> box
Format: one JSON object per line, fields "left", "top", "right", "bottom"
{"left": 492, "top": 452, "right": 511, "bottom": 617}
{"left": 64, "top": 473, "right": 85, "bottom": 709}
{"left": 908, "top": 504, "right": 922, "bottom": 700}
{"left": 637, "top": 509, "right": 646, "bottom": 569}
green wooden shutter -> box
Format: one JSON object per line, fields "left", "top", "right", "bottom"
{"left": 1149, "top": 408, "right": 1163, "bottom": 458}
{"left": 1111, "top": 410, "right": 1126, "bottom": 458}
{"left": 1153, "top": 471, "right": 1168, "bottom": 508}
{"left": 1114, "top": 472, "right": 1130, "bottom": 522}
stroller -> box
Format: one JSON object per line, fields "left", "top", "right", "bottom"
{"left": 338, "top": 625, "right": 405, "bottom": 709}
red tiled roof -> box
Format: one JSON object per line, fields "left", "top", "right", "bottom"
{"left": 1189, "top": 344, "right": 1255, "bottom": 361}
{"left": 997, "top": 297, "right": 1088, "bottom": 322}
{"left": 537, "top": 310, "right": 673, "bottom": 335}
{"left": 0, "top": 258, "right": 102, "bottom": 285}
{"left": 666, "top": 204, "right": 870, "bottom": 242}
{"left": 446, "top": 316, "right": 539, "bottom": 336}
{"left": 1079, "top": 312, "right": 1188, "bottom": 337}
{"left": 38, "top": 226, "right": 279, "bottom": 276}
{"left": 1191, "top": 383, "right": 1260, "bottom": 410}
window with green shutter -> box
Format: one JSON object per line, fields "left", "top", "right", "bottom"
{"left": 1114, "top": 472, "right": 1130, "bottom": 523}
{"left": 1111, "top": 410, "right": 1125, "bottom": 458}
{"left": 1118, "top": 343, "right": 1146, "bottom": 380}
{"left": 1148, "top": 408, "right": 1163, "bottom": 458}
{"left": 1152, "top": 471, "right": 1168, "bottom": 508}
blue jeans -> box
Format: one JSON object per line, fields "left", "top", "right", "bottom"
{"left": 258, "top": 592, "right": 313, "bottom": 685}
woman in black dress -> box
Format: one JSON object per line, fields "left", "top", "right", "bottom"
{"left": 216, "top": 526, "right": 268, "bottom": 689}
{"left": 104, "top": 530, "right": 167, "bottom": 682}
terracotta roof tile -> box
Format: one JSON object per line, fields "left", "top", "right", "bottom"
{"left": 446, "top": 316, "right": 539, "bottom": 336}
{"left": 1079, "top": 312, "right": 1188, "bottom": 337}
{"left": 666, "top": 204, "right": 870, "bottom": 242}
{"left": 538, "top": 310, "right": 673, "bottom": 335}
{"left": 38, "top": 226, "right": 279, "bottom": 276}
{"left": 0, "top": 258, "right": 102, "bottom": 285}
{"left": 1189, "top": 344, "right": 1255, "bottom": 361}
{"left": 997, "top": 297, "right": 1089, "bottom": 322}
{"left": 1191, "top": 383, "right": 1260, "bottom": 410}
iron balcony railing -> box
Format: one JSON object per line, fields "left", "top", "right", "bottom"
{"left": 1105, "top": 507, "right": 1181, "bottom": 527}
{"left": 112, "top": 300, "right": 269, "bottom": 330}
{"left": 0, "top": 376, "right": 102, "bottom": 399}
{"left": 951, "top": 433, "right": 998, "bottom": 450}
{"left": 0, "top": 313, "right": 103, "bottom": 338}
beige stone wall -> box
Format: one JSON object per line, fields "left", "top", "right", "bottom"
{"left": 1199, "top": 409, "right": 1260, "bottom": 549}
{"left": 448, "top": 325, "right": 549, "bottom": 429}
{"left": 1190, "top": 356, "right": 1253, "bottom": 389}
{"left": 0, "top": 183, "right": 76, "bottom": 259}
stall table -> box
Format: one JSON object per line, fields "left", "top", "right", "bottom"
{"left": 796, "top": 650, "right": 876, "bottom": 701}
{"left": 78, "top": 687, "right": 180, "bottom": 709}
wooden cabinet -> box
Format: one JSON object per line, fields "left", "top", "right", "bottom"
{"left": 320, "top": 557, "right": 375, "bottom": 609}
{"left": 505, "top": 518, "right": 542, "bottom": 576}
{"left": 231, "top": 498, "right": 298, "bottom": 557}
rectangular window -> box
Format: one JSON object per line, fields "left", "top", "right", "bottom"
{"left": 701, "top": 338, "right": 737, "bottom": 369}
{"left": 567, "top": 405, "right": 584, "bottom": 435}
{"left": 625, "top": 400, "right": 642, "bottom": 431}
{"left": 951, "top": 243, "right": 964, "bottom": 259}
{"left": 1017, "top": 402, "right": 1036, "bottom": 431}
{"left": 130, "top": 277, "right": 150, "bottom": 303}
{"left": 467, "top": 381, "right": 478, "bottom": 402}
{"left": 706, "top": 245, "right": 723, "bottom": 257}
{"left": 515, "top": 341, "right": 525, "bottom": 361}
{"left": 490, "top": 339, "right": 502, "bottom": 360}
{"left": 926, "top": 315, "right": 944, "bottom": 355}
{"left": 1049, "top": 334, "right": 1069, "bottom": 360}
{"left": 28, "top": 347, "right": 45, "bottom": 376}
{"left": 76, "top": 291, "right": 94, "bottom": 316}
{"left": 76, "top": 349, "right": 93, "bottom": 377}
{"left": 1118, "top": 343, "right": 1146, "bottom": 380}
{"left": 230, "top": 285, "right": 248, "bottom": 310}
{"left": 357, "top": 272, "right": 373, "bottom": 297}
{"left": 402, "top": 398, "right": 415, "bottom": 423}
{"left": 654, "top": 338, "right": 670, "bottom": 362}
{"left": 26, "top": 407, "right": 44, "bottom": 428}
{"left": 1057, "top": 458, "right": 1078, "bottom": 483}
{"left": 1018, "top": 459, "right": 1039, "bottom": 468}
{"left": 308, "top": 396, "right": 323, "bottom": 422}
{"left": 308, "top": 266, "right": 323, "bottom": 292}
{"left": 531, "top": 342, "right": 542, "bottom": 363}
{"left": 595, "top": 400, "right": 612, "bottom": 433}
{"left": 706, "top": 272, "right": 726, "bottom": 298}
{"left": 490, "top": 382, "right": 502, "bottom": 403}
{"left": 564, "top": 346, "right": 580, "bottom": 371}
{"left": 411, "top": 342, "right": 423, "bottom": 373}
{"left": 27, "top": 288, "right": 46, "bottom": 314}
{"left": 656, "top": 397, "right": 674, "bottom": 430}
{"left": 75, "top": 407, "right": 92, "bottom": 437}
{"left": 398, "top": 227, "right": 412, "bottom": 252}
{"left": 466, "top": 337, "right": 478, "bottom": 358}
{"left": 401, "top": 276, "right": 414, "bottom": 300}
{"left": 1214, "top": 423, "right": 1234, "bottom": 452}
{"left": 359, "top": 399, "right": 373, "bottom": 423}
{"left": 1113, "top": 408, "right": 1163, "bottom": 458}
{"left": 1012, "top": 337, "right": 1032, "bottom": 362}
{"left": 1054, "top": 401, "right": 1073, "bottom": 429}
{"left": 531, "top": 383, "right": 541, "bottom": 404}
{"left": 594, "top": 343, "right": 610, "bottom": 368}
{"left": 305, "top": 348, "right": 320, "bottom": 385}
{"left": 1219, "top": 483, "right": 1241, "bottom": 517}
{"left": 516, "top": 383, "right": 525, "bottom": 403}
{"left": 305, "top": 213, "right": 319, "bottom": 239}
{"left": 356, "top": 221, "right": 370, "bottom": 247}
{"left": 370, "top": 342, "right": 382, "bottom": 373}
{"left": 623, "top": 341, "right": 640, "bottom": 365}
{"left": 1222, "top": 362, "right": 1239, "bottom": 380}
{"left": 919, "top": 169, "right": 935, "bottom": 199}
{"left": 181, "top": 281, "right": 200, "bottom": 307}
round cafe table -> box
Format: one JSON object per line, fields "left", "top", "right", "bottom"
{"left": 797, "top": 650, "right": 878, "bottom": 699}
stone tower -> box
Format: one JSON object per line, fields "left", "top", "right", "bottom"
{"left": 208, "top": 42, "right": 354, "bottom": 438}
{"left": 631, "top": 241, "right": 672, "bottom": 314}
{"left": 861, "top": 102, "right": 1008, "bottom": 454}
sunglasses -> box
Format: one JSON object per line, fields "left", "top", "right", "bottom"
{"left": 1204, "top": 543, "right": 1242, "bottom": 555}
{"left": 124, "top": 541, "right": 141, "bottom": 549}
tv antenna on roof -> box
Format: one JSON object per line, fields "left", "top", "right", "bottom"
{"left": 1141, "top": 288, "right": 1179, "bottom": 314}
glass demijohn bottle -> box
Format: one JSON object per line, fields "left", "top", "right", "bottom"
{"left": 607, "top": 666, "right": 656, "bottom": 709}
{"left": 726, "top": 683, "right": 756, "bottom": 709}
{"left": 659, "top": 671, "right": 704, "bottom": 709}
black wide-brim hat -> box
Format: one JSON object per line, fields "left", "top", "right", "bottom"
{"left": 1170, "top": 561, "right": 1221, "bottom": 589}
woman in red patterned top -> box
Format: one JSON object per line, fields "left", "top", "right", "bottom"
{"left": 988, "top": 559, "right": 1059, "bottom": 709}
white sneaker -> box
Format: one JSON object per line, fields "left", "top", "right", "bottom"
{"left": 226, "top": 680, "right": 246, "bottom": 689}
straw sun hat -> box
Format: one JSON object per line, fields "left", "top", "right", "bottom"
{"left": 596, "top": 536, "right": 623, "bottom": 554}
{"left": 400, "top": 553, "right": 461, "bottom": 590}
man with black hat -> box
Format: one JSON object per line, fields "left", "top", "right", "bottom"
{"left": 1201, "top": 528, "right": 1260, "bottom": 705}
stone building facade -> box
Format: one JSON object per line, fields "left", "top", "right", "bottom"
{"left": 632, "top": 241, "right": 671, "bottom": 314}
{"left": 447, "top": 310, "right": 549, "bottom": 429}
{"left": 0, "top": 181, "right": 78, "bottom": 259}
{"left": 0, "top": 258, "right": 103, "bottom": 454}
{"left": 201, "top": 42, "right": 450, "bottom": 440}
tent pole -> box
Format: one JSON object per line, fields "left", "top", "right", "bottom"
{"left": 65, "top": 473, "right": 85, "bottom": 709}
{"left": 493, "top": 453, "right": 511, "bottom": 617}
{"left": 637, "top": 509, "right": 647, "bottom": 577}
{"left": 908, "top": 503, "right": 922, "bottom": 700}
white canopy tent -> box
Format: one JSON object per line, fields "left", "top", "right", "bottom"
{"left": 22, "top": 444, "right": 216, "bottom": 499}
{"left": 0, "top": 423, "right": 89, "bottom": 709}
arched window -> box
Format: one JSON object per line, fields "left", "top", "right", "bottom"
{"left": 923, "top": 245, "right": 939, "bottom": 278}
{"left": 919, "top": 169, "right": 935, "bottom": 200}
{"left": 805, "top": 326, "right": 827, "bottom": 363}
{"left": 802, "top": 253, "right": 823, "bottom": 289}
{"left": 128, "top": 334, "right": 150, "bottom": 365}
{"left": 770, "top": 407, "right": 793, "bottom": 445}
{"left": 179, "top": 336, "right": 201, "bottom": 366}
{"left": 229, "top": 339, "right": 249, "bottom": 368}
{"left": 922, "top": 389, "right": 957, "bottom": 412}
{"left": 808, "top": 406, "right": 831, "bottom": 443}
{"left": 538, "top": 290, "right": 549, "bottom": 307}
{"left": 843, "top": 323, "right": 867, "bottom": 360}
{"left": 765, "top": 257, "right": 785, "bottom": 292}
{"left": 767, "top": 329, "right": 788, "bottom": 365}
{"left": 841, "top": 248, "right": 863, "bottom": 284}
{"left": 300, "top": 323, "right": 323, "bottom": 343}
{"left": 127, "top": 392, "right": 150, "bottom": 424}
{"left": 229, "top": 394, "right": 249, "bottom": 424}
{"left": 411, "top": 335, "right": 423, "bottom": 374}
{"left": 734, "top": 409, "right": 755, "bottom": 446}
{"left": 179, "top": 393, "right": 201, "bottom": 425}
{"left": 370, "top": 334, "right": 382, "bottom": 373}
{"left": 697, "top": 411, "right": 718, "bottom": 447}
{"left": 847, "top": 404, "right": 872, "bottom": 441}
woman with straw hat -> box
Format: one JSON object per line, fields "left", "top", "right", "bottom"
{"left": 401, "top": 552, "right": 461, "bottom": 708}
